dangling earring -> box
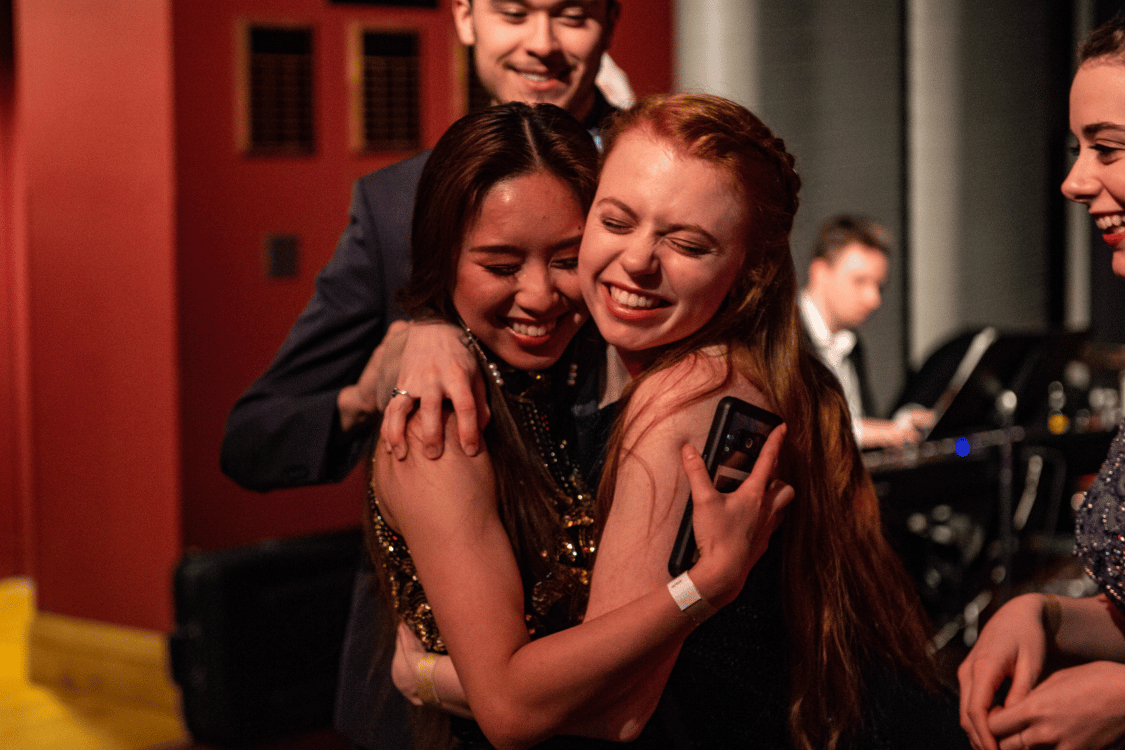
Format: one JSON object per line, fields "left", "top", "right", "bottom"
{"left": 460, "top": 322, "right": 504, "bottom": 388}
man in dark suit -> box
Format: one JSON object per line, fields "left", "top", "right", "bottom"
{"left": 221, "top": 2, "right": 621, "bottom": 747}
{"left": 800, "top": 214, "right": 932, "bottom": 449}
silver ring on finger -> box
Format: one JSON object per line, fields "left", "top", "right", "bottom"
{"left": 390, "top": 387, "right": 411, "bottom": 399}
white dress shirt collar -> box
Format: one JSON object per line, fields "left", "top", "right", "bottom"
{"left": 799, "top": 293, "right": 856, "bottom": 368}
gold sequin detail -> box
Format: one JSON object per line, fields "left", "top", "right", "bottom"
{"left": 368, "top": 485, "right": 446, "bottom": 653}
{"left": 368, "top": 334, "right": 598, "bottom": 647}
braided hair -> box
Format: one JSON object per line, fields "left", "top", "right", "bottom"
{"left": 594, "top": 93, "right": 938, "bottom": 750}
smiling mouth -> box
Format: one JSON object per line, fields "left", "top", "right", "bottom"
{"left": 510, "top": 65, "right": 571, "bottom": 86}
{"left": 1096, "top": 214, "right": 1125, "bottom": 232}
{"left": 509, "top": 319, "right": 557, "bottom": 338}
{"left": 608, "top": 284, "right": 665, "bottom": 310}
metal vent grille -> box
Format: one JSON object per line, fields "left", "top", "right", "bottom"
{"left": 361, "top": 31, "right": 420, "bottom": 151}
{"left": 248, "top": 26, "right": 314, "bottom": 155}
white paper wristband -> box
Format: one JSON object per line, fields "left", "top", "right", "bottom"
{"left": 667, "top": 572, "right": 717, "bottom": 623}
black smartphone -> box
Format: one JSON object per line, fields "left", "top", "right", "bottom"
{"left": 667, "top": 396, "right": 782, "bottom": 577}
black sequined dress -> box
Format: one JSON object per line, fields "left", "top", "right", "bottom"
{"left": 1076, "top": 419, "right": 1125, "bottom": 612}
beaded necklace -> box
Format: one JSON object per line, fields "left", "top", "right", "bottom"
{"left": 461, "top": 326, "right": 598, "bottom": 634}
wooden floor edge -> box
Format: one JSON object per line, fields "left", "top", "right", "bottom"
{"left": 28, "top": 611, "right": 181, "bottom": 715}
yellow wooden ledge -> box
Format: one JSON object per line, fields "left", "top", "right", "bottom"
{"left": 28, "top": 610, "right": 180, "bottom": 714}
{"left": 1, "top": 577, "right": 186, "bottom": 750}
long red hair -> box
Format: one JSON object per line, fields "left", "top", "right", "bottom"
{"left": 595, "top": 93, "right": 938, "bottom": 750}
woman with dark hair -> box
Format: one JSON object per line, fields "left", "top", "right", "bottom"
{"left": 959, "top": 15, "right": 1125, "bottom": 750}
{"left": 383, "top": 93, "right": 964, "bottom": 750}
{"left": 367, "top": 100, "right": 790, "bottom": 749}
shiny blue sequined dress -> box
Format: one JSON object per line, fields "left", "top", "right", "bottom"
{"left": 1076, "top": 420, "right": 1125, "bottom": 611}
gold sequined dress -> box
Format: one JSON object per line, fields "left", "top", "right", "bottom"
{"left": 367, "top": 334, "right": 600, "bottom": 654}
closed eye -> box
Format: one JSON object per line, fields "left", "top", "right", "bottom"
{"left": 495, "top": 2, "right": 528, "bottom": 21}
{"left": 669, "top": 239, "right": 709, "bottom": 256}
{"left": 483, "top": 264, "right": 521, "bottom": 276}
{"left": 600, "top": 217, "right": 630, "bottom": 232}
{"left": 558, "top": 8, "right": 591, "bottom": 25}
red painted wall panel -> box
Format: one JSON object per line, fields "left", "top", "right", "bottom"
{"left": 174, "top": 0, "right": 464, "bottom": 551}
{"left": 611, "top": 0, "right": 673, "bottom": 98}
{"left": 0, "top": 0, "right": 20, "bottom": 581}
{"left": 17, "top": 0, "right": 180, "bottom": 629}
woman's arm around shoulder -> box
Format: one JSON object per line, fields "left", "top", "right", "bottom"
{"left": 376, "top": 372, "right": 789, "bottom": 749}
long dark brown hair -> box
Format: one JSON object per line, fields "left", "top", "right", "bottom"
{"left": 399, "top": 101, "right": 598, "bottom": 592}
{"left": 594, "top": 93, "right": 938, "bottom": 750}
{"left": 370, "top": 102, "right": 599, "bottom": 749}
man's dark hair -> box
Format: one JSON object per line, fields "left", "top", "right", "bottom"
{"left": 811, "top": 214, "right": 892, "bottom": 263}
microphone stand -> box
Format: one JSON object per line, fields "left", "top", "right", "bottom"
{"left": 995, "top": 389, "right": 1018, "bottom": 605}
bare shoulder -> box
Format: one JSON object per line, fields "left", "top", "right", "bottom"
{"left": 625, "top": 351, "right": 770, "bottom": 443}
{"left": 374, "top": 407, "right": 495, "bottom": 527}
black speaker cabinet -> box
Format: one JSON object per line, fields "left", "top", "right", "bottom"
{"left": 169, "top": 527, "right": 362, "bottom": 746}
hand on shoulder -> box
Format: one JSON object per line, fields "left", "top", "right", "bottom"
{"left": 379, "top": 320, "right": 490, "bottom": 461}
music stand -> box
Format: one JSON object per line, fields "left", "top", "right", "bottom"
{"left": 923, "top": 328, "right": 1084, "bottom": 441}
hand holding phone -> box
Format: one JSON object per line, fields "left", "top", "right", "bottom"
{"left": 668, "top": 396, "right": 782, "bottom": 576}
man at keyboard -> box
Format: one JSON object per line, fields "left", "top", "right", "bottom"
{"left": 800, "top": 214, "right": 933, "bottom": 448}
